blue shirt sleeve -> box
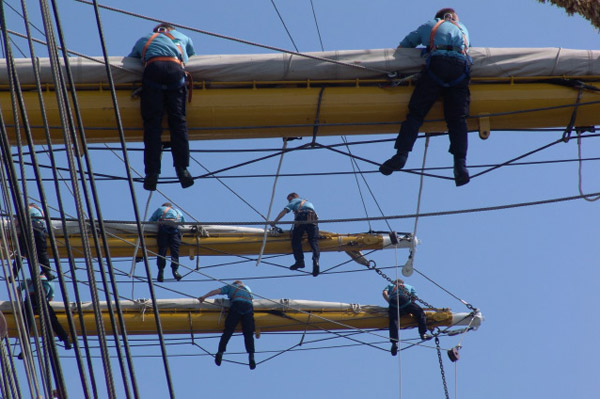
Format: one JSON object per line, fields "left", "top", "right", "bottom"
{"left": 399, "top": 22, "right": 432, "bottom": 48}
{"left": 43, "top": 280, "right": 54, "bottom": 301}
{"left": 149, "top": 208, "right": 162, "bottom": 222}
{"left": 128, "top": 37, "right": 146, "bottom": 58}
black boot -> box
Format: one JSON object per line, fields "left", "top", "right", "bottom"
{"left": 379, "top": 152, "right": 408, "bottom": 176}
{"left": 144, "top": 173, "right": 159, "bottom": 191}
{"left": 43, "top": 270, "right": 57, "bottom": 281}
{"left": 215, "top": 352, "right": 223, "bottom": 366}
{"left": 172, "top": 267, "right": 182, "bottom": 281}
{"left": 290, "top": 261, "right": 305, "bottom": 270}
{"left": 249, "top": 353, "right": 256, "bottom": 370}
{"left": 453, "top": 157, "right": 470, "bottom": 186}
{"left": 391, "top": 342, "right": 398, "bottom": 356}
{"left": 176, "top": 168, "right": 194, "bottom": 189}
{"left": 157, "top": 268, "right": 164, "bottom": 282}
{"left": 312, "top": 258, "right": 320, "bottom": 277}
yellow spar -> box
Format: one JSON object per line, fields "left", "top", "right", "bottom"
{"left": 8, "top": 221, "right": 416, "bottom": 261}
{"left": 2, "top": 78, "right": 599, "bottom": 145}
{"left": 0, "top": 298, "right": 482, "bottom": 337}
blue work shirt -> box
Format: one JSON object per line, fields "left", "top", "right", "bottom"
{"left": 285, "top": 198, "right": 316, "bottom": 214}
{"left": 399, "top": 18, "right": 470, "bottom": 59}
{"left": 28, "top": 205, "right": 44, "bottom": 219}
{"left": 220, "top": 283, "right": 253, "bottom": 304}
{"left": 149, "top": 206, "right": 185, "bottom": 223}
{"left": 385, "top": 282, "right": 416, "bottom": 309}
{"left": 20, "top": 277, "right": 54, "bottom": 301}
{"left": 129, "top": 30, "right": 195, "bottom": 64}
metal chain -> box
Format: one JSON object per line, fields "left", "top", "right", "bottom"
{"left": 364, "top": 258, "right": 441, "bottom": 310}
{"left": 435, "top": 336, "right": 450, "bottom": 399}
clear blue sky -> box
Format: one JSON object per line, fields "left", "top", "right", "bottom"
{"left": 2, "top": 0, "right": 599, "bottom": 398}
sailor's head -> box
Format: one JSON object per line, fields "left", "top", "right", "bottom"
{"left": 233, "top": 280, "right": 243, "bottom": 285}
{"left": 153, "top": 23, "right": 175, "bottom": 33}
{"left": 435, "top": 8, "right": 458, "bottom": 22}
{"left": 286, "top": 192, "right": 299, "bottom": 202}
{"left": 394, "top": 278, "right": 404, "bottom": 285}
{"left": 162, "top": 202, "right": 172, "bottom": 207}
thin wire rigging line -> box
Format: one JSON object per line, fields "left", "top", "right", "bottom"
{"left": 74, "top": 0, "right": 396, "bottom": 76}
{"left": 577, "top": 130, "right": 600, "bottom": 201}
{"left": 309, "top": 0, "right": 325, "bottom": 51}
{"left": 342, "top": 136, "right": 373, "bottom": 231}
{"left": 270, "top": 0, "right": 299, "bottom": 52}
{"left": 256, "top": 139, "right": 287, "bottom": 267}
{"left": 189, "top": 153, "right": 267, "bottom": 220}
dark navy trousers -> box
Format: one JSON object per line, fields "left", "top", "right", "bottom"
{"left": 141, "top": 61, "right": 190, "bottom": 175}
{"left": 291, "top": 212, "right": 320, "bottom": 263}
{"left": 218, "top": 301, "right": 255, "bottom": 354}
{"left": 23, "top": 294, "right": 69, "bottom": 344}
{"left": 394, "top": 55, "right": 470, "bottom": 159}
{"left": 14, "top": 225, "right": 52, "bottom": 277}
{"left": 388, "top": 301, "right": 428, "bottom": 342}
{"left": 156, "top": 225, "right": 181, "bottom": 270}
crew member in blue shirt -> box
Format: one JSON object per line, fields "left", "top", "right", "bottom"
{"left": 13, "top": 203, "right": 56, "bottom": 281}
{"left": 383, "top": 279, "right": 429, "bottom": 356}
{"left": 18, "top": 275, "right": 71, "bottom": 359}
{"left": 271, "top": 192, "right": 320, "bottom": 277}
{"left": 129, "top": 23, "right": 195, "bottom": 191}
{"left": 198, "top": 280, "right": 256, "bottom": 370}
{"left": 380, "top": 8, "right": 472, "bottom": 186}
{"left": 149, "top": 202, "right": 185, "bottom": 282}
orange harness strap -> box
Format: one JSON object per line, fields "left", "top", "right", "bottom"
{"left": 428, "top": 19, "right": 468, "bottom": 56}
{"left": 141, "top": 31, "right": 184, "bottom": 66}
{"left": 144, "top": 56, "right": 182, "bottom": 67}
{"left": 160, "top": 206, "right": 178, "bottom": 222}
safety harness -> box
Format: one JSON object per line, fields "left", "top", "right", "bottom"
{"left": 424, "top": 18, "right": 471, "bottom": 88}
{"left": 159, "top": 206, "right": 180, "bottom": 223}
{"left": 141, "top": 29, "right": 193, "bottom": 102}
{"left": 388, "top": 283, "right": 413, "bottom": 309}
{"left": 230, "top": 283, "right": 253, "bottom": 303}
{"left": 293, "top": 199, "right": 317, "bottom": 222}
{"left": 141, "top": 29, "right": 184, "bottom": 67}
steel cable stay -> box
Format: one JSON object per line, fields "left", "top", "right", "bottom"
{"left": 0, "top": 173, "right": 42, "bottom": 398}
{"left": 270, "top": 0, "right": 299, "bottom": 52}
{"left": 2, "top": 5, "right": 597, "bottom": 399}
{"left": 52, "top": 259, "right": 417, "bottom": 358}
{"left": 11, "top": 152, "right": 600, "bottom": 183}
{"left": 256, "top": 139, "right": 287, "bottom": 267}
{"left": 576, "top": 130, "right": 600, "bottom": 202}
{"left": 342, "top": 136, "right": 376, "bottom": 232}
{"left": 5, "top": 0, "right": 139, "bottom": 396}
{"left": 86, "top": 0, "right": 181, "bottom": 396}
{"left": 74, "top": 0, "right": 397, "bottom": 77}
{"left": 36, "top": 0, "right": 131, "bottom": 396}
{"left": 3, "top": 186, "right": 598, "bottom": 238}
{"left": 6, "top": 0, "right": 111, "bottom": 394}
{"left": 0, "top": 5, "right": 68, "bottom": 395}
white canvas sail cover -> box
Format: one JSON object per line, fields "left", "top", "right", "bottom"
{"left": 2, "top": 47, "right": 599, "bottom": 85}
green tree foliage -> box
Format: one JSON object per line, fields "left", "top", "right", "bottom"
{"left": 538, "top": 0, "right": 600, "bottom": 28}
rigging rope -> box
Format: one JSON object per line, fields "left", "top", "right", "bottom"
{"left": 342, "top": 136, "right": 373, "bottom": 231}
{"left": 256, "top": 139, "right": 287, "bottom": 267}
{"left": 402, "top": 134, "right": 430, "bottom": 277}
{"left": 577, "top": 130, "right": 600, "bottom": 201}
{"left": 309, "top": 0, "right": 325, "bottom": 51}
{"left": 87, "top": 0, "right": 175, "bottom": 396}
{"left": 74, "top": 0, "right": 396, "bottom": 77}
{"left": 270, "top": 0, "right": 299, "bottom": 52}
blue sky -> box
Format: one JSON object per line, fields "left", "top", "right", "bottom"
{"left": 2, "top": 0, "right": 599, "bottom": 398}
